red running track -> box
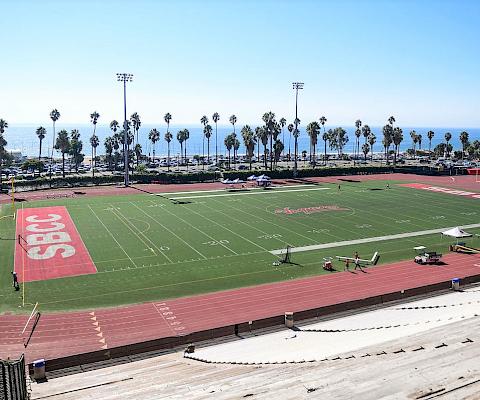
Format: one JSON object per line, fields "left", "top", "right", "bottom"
{"left": 1, "top": 173, "right": 479, "bottom": 205}
{"left": 1, "top": 252, "right": 479, "bottom": 364}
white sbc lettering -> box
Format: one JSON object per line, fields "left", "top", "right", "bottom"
{"left": 25, "top": 214, "right": 61, "bottom": 223}
{"left": 26, "top": 232, "right": 71, "bottom": 246}
{"left": 27, "top": 244, "right": 76, "bottom": 260}
{"left": 26, "top": 222, "right": 66, "bottom": 233}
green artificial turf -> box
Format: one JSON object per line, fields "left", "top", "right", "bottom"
{"left": 1, "top": 179, "right": 480, "bottom": 313}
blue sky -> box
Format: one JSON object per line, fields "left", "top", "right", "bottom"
{"left": 1, "top": 0, "right": 479, "bottom": 127}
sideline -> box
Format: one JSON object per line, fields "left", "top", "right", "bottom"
{"left": 270, "top": 222, "right": 480, "bottom": 254}
{"left": 170, "top": 187, "right": 331, "bottom": 200}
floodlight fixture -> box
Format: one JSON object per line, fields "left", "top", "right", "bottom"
{"left": 116, "top": 73, "right": 134, "bottom": 186}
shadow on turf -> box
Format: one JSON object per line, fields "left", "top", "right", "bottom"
{"left": 129, "top": 185, "right": 192, "bottom": 204}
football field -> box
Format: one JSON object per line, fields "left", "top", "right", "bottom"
{"left": 1, "top": 178, "right": 479, "bottom": 312}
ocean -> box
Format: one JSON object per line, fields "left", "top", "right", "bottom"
{"left": 3, "top": 124, "right": 480, "bottom": 159}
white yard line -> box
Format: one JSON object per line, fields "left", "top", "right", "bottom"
{"left": 155, "top": 201, "right": 239, "bottom": 255}
{"left": 87, "top": 205, "right": 138, "bottom": 267}
{"left": 109, "top": 205, "right": 173, "bottom": 263}
{"left": 181, "top": 204, "right": 270, "bottom": 252}
{"left": 130, "top": 202, "right": 208, "bottom": 260}
{"left": 269, "top": 222, "right": 480, "bottom": 255}
{"left": 170, "top": 187, "right": 330, "bottom": 200}
{"left": 150, "top": 184, "right": 319, "bottom": 197}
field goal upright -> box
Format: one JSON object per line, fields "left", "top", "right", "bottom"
{"left": 273, "top": 245, "right": 292, "bottom": 266}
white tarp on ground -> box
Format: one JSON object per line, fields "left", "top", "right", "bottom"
{"left": 190, "top": 286, "right": 480, "bottom": 364}
{"left": 441, "top": 227, "right": 473, "bottom": 238}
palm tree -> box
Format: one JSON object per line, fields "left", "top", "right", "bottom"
{"left": 0, "top": 119, "right": 8, "bottom": 188}
{"left": 362, "top": 143, "right": 370, "bottom": 160}
{"left": 319, "top": 116, "right": 327, "bottom": 165}
{"left": 90, "top": 111, "right": 100, "bottom": 134}
{"left": 255, "top": 126, "right": 263, "bottom": 163}
{"left": 382, "top": 124, "right": 393, "bottom": 163}
{"left": 36, "top": 126, "right": 46, "bottom": 166}
{"left": 262, "top": 111, "right": 276, "bottom": 170}
{"left": 306, "top": 121, "right": 320, "bottom": 168}
{"left": 445, "top": 132, "right": 452, "bottom": 157}
{"left": 241, "top": 125, "right": 255, "bottom": 170}
{"left": 90, "top": 111, "right": 100, "bottom": 176}
{"left": 279, "top": 118, "right": 286, "bottom": 158}
{"left": 49, "top": 109, "right": 60, "bottom": 180}
{"left": 224, "top": 134, "right": 235, "bottom": 169}
{"left": 200, "top": 115, "right": 208, "bottom": 169}
{"left": 427, "top": 131, "right": 435, "bottom": 159}
{"left": 273, "top": 139, "right": 284, "bottom": 167}
{"left": 69, "top": 129, "right": 83, "bottom": 172}
{"left": 368, "top": 133, "right": 376, "bottom": 161}
{"left": 258, "top": 127, "right": 269, "bottom": 169}
{"left": 110, "top": 120, "right": 119, "bottom": 133}
{"left": 229, "top": 115, "right": 237, "bottom": 135}
{"left": 392, "top": 127, "right": 403, "bottom": 166}
{"left": 130, "top": 112, "right": 141, "bottom": 145}
{"left": 287, "top": 123, "right": 294, "bottom": 163}
{"left": 55, "top": 130, "right": 70, "bottom": 178}
{"left": 183, "top": 129, "right": 190, "bottom": 170}
{"left": 148, "top": 129, "right": 160, "bottom": 162}
{"left": 164, "top": 113, "right": 172, "bottom": 132}
{"left": 134, "top": 143, "right": 142, "bottom": 167}
{"left": 233, "top": 138, "right": 240, "bottom": 169}
{"left": 361, "top": 125, "right": 371, "bottom": 158}
{"left": 164, "top": 131, "right": 173, "bottom": 171}
{"left": 354, "top": 119, "right": 362, "bottom": 164}
{"left": 104, "top": 136, "right": 114, "bottom": 170}
{"left": 459, "top": 131, "right": 469, "bottom": 160}
{"left": 177, "top": 130, "right": 185, "bottom": 164}
{"left": 89, "top": 134, "right": 99, "bottom": 178}
{"left": 409, "top": 130, "right": 417, "bottom": 159}
{"left": 204, "top": 124, "right": 213, "bottom": 167}
{"left": 212, "top": 112, "right": 220, "bottom": 163}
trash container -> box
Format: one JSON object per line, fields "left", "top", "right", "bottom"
{"left": 452, "top": 278, "right": 460, "bottom": 291}
{"left": 33, "top": 359, "right": 45, "bottom": 380}
{"left": 285, "top": 312, "right": 294, "bottom": 328}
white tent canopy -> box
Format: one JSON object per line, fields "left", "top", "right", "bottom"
{"left": 441, "top": 227, "right": 473, "bottom": 238}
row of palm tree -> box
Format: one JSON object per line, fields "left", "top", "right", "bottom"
{"left": 0, "top": 119, "right": 8, "bottom": 187}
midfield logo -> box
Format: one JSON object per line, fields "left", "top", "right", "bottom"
{"left": 275, "top": 205, "right": 348, "bottom": 215}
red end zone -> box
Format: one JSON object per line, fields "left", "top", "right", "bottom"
{"left": 400, "top": 183, "right": 480, "bottom": 199}
{"left": 15, "top": 206, "right": 97, "bottom": 282}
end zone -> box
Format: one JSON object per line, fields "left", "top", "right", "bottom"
{"left": 14, "top": 206, "right": 97, "bottom": 282}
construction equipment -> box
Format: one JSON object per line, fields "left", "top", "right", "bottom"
{"left": 451, "top": 243, "right": 480, "bottom": 254}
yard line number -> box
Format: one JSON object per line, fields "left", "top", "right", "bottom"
{"left": 203, "top": 240, "right": 230, "bottom": 246}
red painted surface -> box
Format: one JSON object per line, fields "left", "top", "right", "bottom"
{"left": 1, "top": 173, "right": 480, "bottom": 205}
{"left": 1, "top": 253, "right": 479, "bottom": 363}
{"left": 399, "top": 182, "right": 480, "bottom": 199}
{"left": 14, "top": 206, "right": 96, "bottom": 282}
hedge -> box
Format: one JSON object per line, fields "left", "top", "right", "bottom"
{"left": 3, "top": 171, "right": 218, "bottom": 192}
{"left": 223, "top": 166, "right": 394, "bottom": 180}
{"left": 222, "top": 165, "right": 455, "bottom": 180}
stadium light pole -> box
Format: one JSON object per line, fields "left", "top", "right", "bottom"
{"left": 292, "top": 82, "right": 304, "bottom": 177}
{"left": 117, "top": 73, "right": 133, "bottom": 186}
